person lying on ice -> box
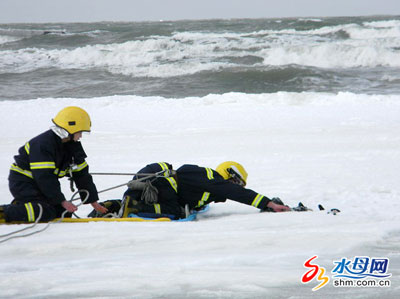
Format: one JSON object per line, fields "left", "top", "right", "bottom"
{"left": 89, "top": 161, "right": 290, "bottom": 219}
{"left": 0, "top": 107, "right": 107, "bottom": 223}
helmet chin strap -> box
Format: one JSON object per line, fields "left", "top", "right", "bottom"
{"left": 227, "top": 167, "right": 246, "bottom": 187}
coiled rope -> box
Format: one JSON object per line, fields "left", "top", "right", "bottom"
{"left": 0, "top": 190, "right": 89, "bottom": 244}
{"left": 0, "top": 168, "right": 172, "bottom": 243}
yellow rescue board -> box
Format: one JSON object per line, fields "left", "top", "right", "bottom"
{"left": 0, "top": 217, "right": 171, "bottom": 224}
{"left": 56, "top": 217, "right": 171, "bottom": 222}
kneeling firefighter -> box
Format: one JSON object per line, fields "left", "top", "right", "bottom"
{"left": 0, "top": 106, "right": 107, "bottom": 223}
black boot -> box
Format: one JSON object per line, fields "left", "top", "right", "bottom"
{"left": 120, "top": 196, "right": 148, "bottom": 217}
{"left": 0, "top": 205, "right": 5, "bottom": 221}
{"left": 87, "top": 200, "right": 122, "bottom": 218}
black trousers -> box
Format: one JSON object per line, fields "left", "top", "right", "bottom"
{"left": 3, "top": 180, "right": 71, "bottom": 222}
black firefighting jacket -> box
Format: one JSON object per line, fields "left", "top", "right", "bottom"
{"left": 123, "top": 163, "right": 178, "bottom": 199}
{"left": 9, "top": 130, "right": 99, "bottom": 205}
{"left": 122, "top": 162, "right": 181, "bottom": 216}
{"left": 176, "top": 164, "right": 271, "bottom": 210}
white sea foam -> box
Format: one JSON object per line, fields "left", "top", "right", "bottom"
{"left": 363, "top": 19, "right": 400, "bottom": 28}
{"left": 261, "top": 41, "right": 400, "bottom": 68}
{"left": 0, "top": 20, "right": 399, "bottom": 76}
{"left": 297, "top": 18, "right": 323, "bottom": 22}
{"left": 0, "top": 35, "right": 21, "bottom": 44}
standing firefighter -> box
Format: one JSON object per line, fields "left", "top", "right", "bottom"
{"left": 0, "top": 106, "right": 107, "bottom": 223}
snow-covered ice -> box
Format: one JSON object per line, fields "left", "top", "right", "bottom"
{"left": 0, "top": 92, "right": 399, "bottom": 298}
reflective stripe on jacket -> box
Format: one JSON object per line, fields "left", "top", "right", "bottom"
{"left": 176, "top": 164, "right": 271, "bottom": 210}
{"left": 9, "top": 130, "right": 98, "bottom": 205}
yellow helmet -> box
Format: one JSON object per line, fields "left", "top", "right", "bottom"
{"left": 52, "top": 106, "right": 91, "bottom": 134}
{"left": 216, "top": 161, "right": 248, "bottom": 186}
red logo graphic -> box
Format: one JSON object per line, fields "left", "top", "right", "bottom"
{"left": 301, "top": 255, "right": 330, "bottom": 291}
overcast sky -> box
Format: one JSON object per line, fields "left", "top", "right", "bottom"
{"left": 0, "top": 0, "right": 399, "bottom": 23}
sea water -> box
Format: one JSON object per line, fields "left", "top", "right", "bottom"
{"left": 1, "top": 15, "right": 400, "bottom": 100}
